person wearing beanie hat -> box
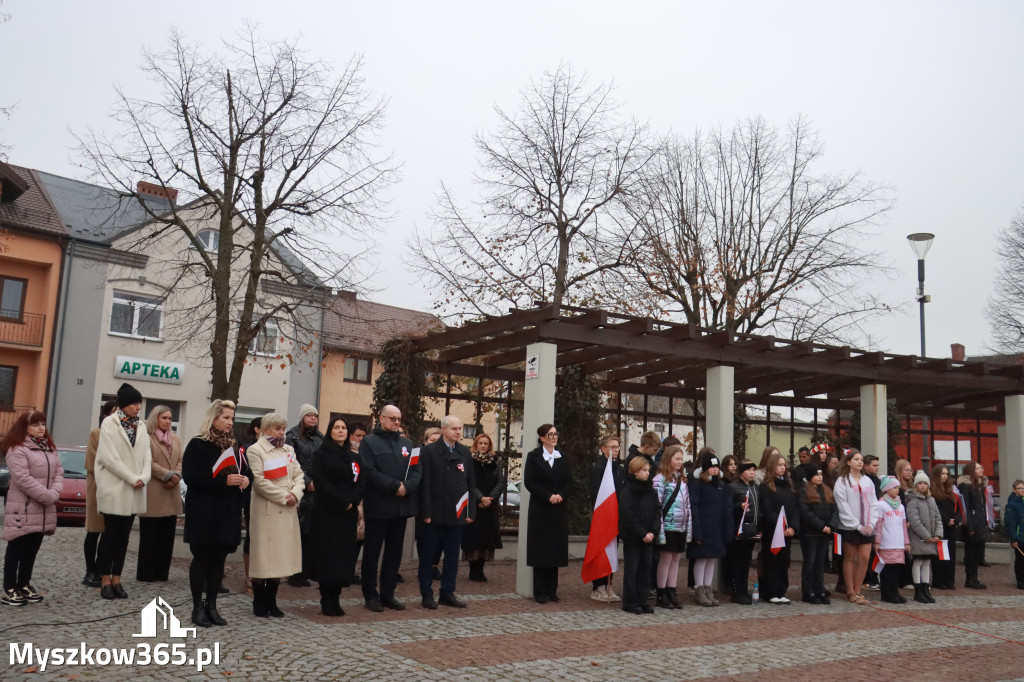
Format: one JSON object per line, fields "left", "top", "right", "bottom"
{"left": 906, "top": 471, "right": 943, "bottom": 603}
{"left": 725, "top": 459, "right": 760, "bottom": 604}
{"left": 285, "top": 404, "right": 324, "bottom": 587}
{"left": 686, "top": 448, "right": 731, "bottom": 607}
{"left": 874, "top": 476, "right": 911, "bottom": 604}
{"left": 116, "top": 382, "right": 143, "bottom": 408}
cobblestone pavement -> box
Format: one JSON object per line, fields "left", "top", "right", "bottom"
{"left": 2, "top": 522, "right": 1023, "bottom": 680}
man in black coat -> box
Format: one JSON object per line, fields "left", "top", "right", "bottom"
{"left": 417, "top": 415, "right": 476, "bottom": 609}
{"left": 359, "top": 404, "right": 421, "bottom": 612}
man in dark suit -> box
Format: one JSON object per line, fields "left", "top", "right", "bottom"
{"left": 417, "top": 415, "right": 477, "bottom": 609}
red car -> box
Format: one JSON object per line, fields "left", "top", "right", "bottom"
{"left": 55, "top": 447, "right": 88, "bottom": 525}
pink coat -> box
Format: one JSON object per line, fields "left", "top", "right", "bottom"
{"left": 3, "top": 438, "right": 64, "bottom": 541}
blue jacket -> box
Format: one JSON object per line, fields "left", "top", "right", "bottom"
{"left": 1005, "top": 493, "right": 1024, "bottom": 545}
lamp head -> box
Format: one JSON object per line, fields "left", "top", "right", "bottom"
{"left": 907, "top": 232, "right": 935, "bottom": 260}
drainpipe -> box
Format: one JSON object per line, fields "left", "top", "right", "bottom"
{"left": 47, "top": 233, "right": 75, "bottom": 425}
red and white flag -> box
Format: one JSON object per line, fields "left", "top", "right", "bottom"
{"left": 937, "top": 539, "right": 951, "bottom": 561}
{"left": 408, "top": 447, "right": 419, "bottom": 465}
{"left": 263, "top": 455, "right": 289, "bottom": 480}
{"left": 736, "top": 490, "right": 749, "bottom": 537}
{"left": 455, "top": 491, "right": 469, "bottom": 519}
{"left": 833, "top": 533, "right": 843, "bottom": 556}
{"left": 871, "top": 553, "right": 885, "bottom": 572}
{"left": 770, "top": 507, "right": 788, "bottom": 555}
{"left": 581, "top": 455, "right": 619, "bottom": 583}
{"left": 212, "top": 447, "right": 235, "bottom": 478}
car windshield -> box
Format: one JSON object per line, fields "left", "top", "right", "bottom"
{"left": 58, "top": 449, "right": 87, "bottom": 479}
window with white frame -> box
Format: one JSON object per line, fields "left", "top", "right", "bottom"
{"left": 343, "top": 357, "right": 371, "bottom": 383}
{"left": 249, "top": 319, "right": 280, "bottom": 356}
{"left": 195, "top": 229, "right": 219, "bottom": 252}
{"left": 109, "top": 291, "right": 163, "bottom": 340}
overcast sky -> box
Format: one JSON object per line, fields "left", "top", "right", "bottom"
{"left": 4, "top": 0, "right": 1023, "bottom": 360}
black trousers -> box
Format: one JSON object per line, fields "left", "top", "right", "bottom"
{"left": 932, "top": 525, "right": 958, "bottom": 587}
{"left": 760, "top": 536, "right": 791, "bottom": 599}
{"left": 532, "top": 566, "right": 560, "bottom": 600}
{"left": 622, "top": 543, "right": 652, "bottom": 609}
{"left": 592, "top": 574, "right": 615, "bottom": 589}
{"left": 880, "top": 562, "right": 902, "bottom": 601}
{"left": 417, "top": 523, "right": 462, "bottom": 597}
{"left": 84, "top": 531, "right": 101, "bottom": 574}
{"left": 137, "top": 516, "right": 176, "bottom": 581}
{"left": 1014, "top": 545, "right": 1024, "bottom": 586}
{"left": 4, "top": 532, "right": 44, "bottom": 591}
{"left": 362, "top": 517, "right": 408, "bottom": 601}
{"left": 964, "top": 540, "right": 984, "bottom": 580}
{"left": 800, "top": 535, "right": 828, "bottom": 597}
{"left": 724, "top": 538, "right": 755, "bottom": 596}
{"left": 188, "top": 543, "right": 230, "bottom": 602}
{"left": 98, "top": 513, "right": 135, "bottom": 577}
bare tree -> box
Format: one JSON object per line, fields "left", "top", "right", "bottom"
{"left": 622, "top": 116, "right": 893, "bottom": 342}
{"left": 0, "top": 1, "right": 14, "bottom": 162}
{"left": 408, "top": 62, "right": 653, "bottom": 320}
{"left": 77, "top": 26, "right": 396, "bottom": 402}
{"left": 985, "top": 205, "right": 1024, "bottom": 353}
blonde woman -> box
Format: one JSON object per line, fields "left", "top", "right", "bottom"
{"left": 247, "top": 412, "right": 305, "bottom": 617}
{"left": 137, "top": 405, "right": 183, "bottom": 582}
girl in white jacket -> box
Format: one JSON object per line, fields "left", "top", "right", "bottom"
{"left": 832, "top": 451, "right": 879, "bottom": 605}
{"left": 874, "top": 476, "right": 911, "bottom": 604}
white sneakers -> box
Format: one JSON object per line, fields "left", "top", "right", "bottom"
{"left": 768, "top": 596, "right": 791, "bottom": 605}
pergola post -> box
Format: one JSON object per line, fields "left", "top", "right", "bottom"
{"left": 1001, "top": 395, "right": 1024, "bottom": 498}
{"left": 860, "top": 384, "right": 888, "bottom": 476}
{"left": 516, "top": 342, "right": 557, "bottom": 597}
{"left": 705, "top": 366, "right": 735, "bottom": 455}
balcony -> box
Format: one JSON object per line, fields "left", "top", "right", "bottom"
{"left": 0, "top": 406, "right": 34, "bottom": 437}
{"left": 0, "top": 311, "right": 46, "bottom": 347}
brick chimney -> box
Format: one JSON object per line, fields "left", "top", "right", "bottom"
{"left": 137, "top": 181, "right": 178, "bottom": 204}
{"left": 337, "top": 290, "right": 357, "bottom": 301}
{"left": 950, "top": 343, "right": 966, "bottom": 362}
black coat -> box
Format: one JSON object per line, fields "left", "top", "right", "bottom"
{"left": 418, "top": 439, "right": 477, "bottom": 525}
{"left": 359, "top": 428, "right": 421, "bottom": 520}
{"left": 729, "top": 479, "right": 760, "bottom": 537}
{"left": 618, "top": 475, "right": 661, "bottom": 545}
{"left": 760, "top": 477, "right": 801, "bottom": 537}
{"left": 797, "top": 484, "right": 839, "bottom": 536}
{"left": 958, "top": 482, "right": 990, "bottom": 542}
{"left": 686, "top": 477, "right": 733, "bottom": 559}
{"left": 182, "top": 437, "right": 242, "bottom": 548}
{"left": 286, "top": 426, "right": 323, "bottom": 534}
{"left": 589, "top": 455, "right": 624, "bottom": 506}
{"left": 934, "top": 493, "right": 960, "bottom": 531}
{"left": 462, "top": 456, "right": 506, "bottom": 552}
{"left": 309, "top": 439, "right": 365, "bottom": 587}
{"left": 524, "top": 446, "right": 571, "bottom": 567}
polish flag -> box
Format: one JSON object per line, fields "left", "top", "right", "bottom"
{"left": 871, "top": 553, "right": 885, "bottom": 572}
{"left": 456, "top": 491, "right": 469, "bottom": 519}
{"left": 770, "top": 508, "right": 788, "bottom": 555}
{"left": 212, "top": 447, "right": 235, "bottom": 478}
{"left": 408, "top": 447, "right": 419, "bottom": 465}
{"left": 833, "top": 533, "right": 843, "bottom": 556}
{"left": 937, "top": 539, "right": 951, "bottom": 561}
{"left": 581, "top": 455, "right": 619, "bottom": 583}
{"left": 263, "top": 455, "right": 289, "bottom": 480}
{"left": 736, "top": 490, "right": 749, "bottom": 537}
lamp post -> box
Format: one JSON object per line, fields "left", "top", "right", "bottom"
{"left": 907, "top": 232, "right": 935, "bottom": 473}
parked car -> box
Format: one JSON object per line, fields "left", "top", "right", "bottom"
{"left": 502, "top": 480, "right": 521, "bottom": 514}
{"left": 0, "top": 458, "right": 9, "bottom": 502}
{"left": 55, "top": 447, "right": 88, "bottom": 525}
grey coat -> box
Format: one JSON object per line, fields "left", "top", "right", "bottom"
{"left": 905, "top": 490, "right": 943, "bottom": 556}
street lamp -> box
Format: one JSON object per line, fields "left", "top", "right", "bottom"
{"left": 907, "top": 232, "right": 935, "bottom": 472}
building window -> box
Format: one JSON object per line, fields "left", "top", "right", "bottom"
{"left": 343, "top": 357, "right": 371, "bottom": 383}
{"left": 143, "top": 398, "right": 183, "bottom": 433}
{"left": 195, "top": 229, "right": 219, "bottom": 252}
{"left": 0, "top": 365, "right": 16, "bottom": 408}
{"left": 109, "top": 291, "right": 163, "bottom": 340}
{"left": 0, "top": 276, "right": 27, "bottom": 321}
{"left": 249, "top": 319, "right": 280, "bottom": 356}
{"left": 463, "top": 424, "right": 477, "bottom": 439}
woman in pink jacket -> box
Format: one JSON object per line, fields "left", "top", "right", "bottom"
{"left": 2, "top": 411, "right": 64, "bottom": 607}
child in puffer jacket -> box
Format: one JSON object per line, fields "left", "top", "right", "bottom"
{"left": 652, "top": 445, "right": 691, "bottom": 609}
{"left": 1004, "top": 479, "right": 1024, "bottom": 590}
{"left": 618, "top": 457, "right": 661, "bottom": 615}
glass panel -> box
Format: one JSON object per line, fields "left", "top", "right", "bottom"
{"left": 110, "top": 301, "right": 134, "bottom": 334}
{"left": 0, "top": 278, "right": 24, "bottom": 318}
{"left": 343, "top": 357, "right": 356, "bottom": 380}
{"left": 358, "top": 359, "right": 371, "bottom": 382}
{"left": 136, "top": 306, "right": 162, "bottom": 339}
{"left": 0, "top": 366, "right": 15, "bottom": 406}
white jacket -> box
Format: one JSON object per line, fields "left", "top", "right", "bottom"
{"left": 874, "top": 498, "right": 909, "bottom": 550}
{"left": 833, "top": 475, "right": 879, "bottom": 533}
{"left": 94, "top": 414, "right": 152, "bottom": 516}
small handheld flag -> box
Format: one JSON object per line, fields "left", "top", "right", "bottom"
{"left": 871, "top": 553, "right": 885, "bottom": 572}
{"left": 736, "top": 490, "right": 749, "bottom": 537}
{"left": 212, "top": 447, "right": 236, "bottom": 478}
{"left": 456, "top": 491, "right": 469, "bottom": 519}
{"left": 263, "top": 455, "right": 289, "bottom": 480}
{"left": 833, "top": 533, "right": 843, "bottom": 556}
{"left": 770, "top": 508, "right": 788, "bottom": 555}
{"left": 937, "top": 539, "right": 951, "bottom": 561}
{"left": 404, "top": 447, "right": 420, "bottom": 480}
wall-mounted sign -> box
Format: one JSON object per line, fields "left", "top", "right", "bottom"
{"left": 525, "top": 354, "right": 539, "bottom": 380}
{"left": 114, "top": 355, "right": 184, "bottom": 385}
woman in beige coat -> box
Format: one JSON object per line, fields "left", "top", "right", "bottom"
{"left": 95, "top": 383, "right": 151, "bottom": 600}
{"left": 82, "top": 400, "right": 117, "bottom": 588}
{"left": 137, "top": 405, "right": 183, "bottom": 582}
{"left": 246, "top": 412, "right": 304, "bottom": 617}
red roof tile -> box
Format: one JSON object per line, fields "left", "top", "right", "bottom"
{"left": 323, "top": 291, "right": 443, "bottom": 355}
{"left": 0, "top": 163, "right": 67, "bottom": 238}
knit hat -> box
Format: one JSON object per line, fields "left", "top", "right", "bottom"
{"left": 298, "top": 404, "right": 318, "bottom": 420}
{"left": 699, "top": 452, "right": 720, "bottom": 472}
{"left": 738, "top": 460, "right": 757, "bottom": 473}
{"left": 879, "top": 475, "right": 900, "bottom": 494}
{"left": 914, "top": 471, "right": 930, "bottom": 487}
{"left": 802, "top": 464, "right": 823, "bottom": 481}
{"left": 116, "top": 382, "right": 143, "bottom": 408}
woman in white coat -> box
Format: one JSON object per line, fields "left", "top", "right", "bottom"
{"left": 246, "top": 412, "right": 304, "bottom": 617}
{"left": 94, "top": 383, "right": 151, "bottom": 600}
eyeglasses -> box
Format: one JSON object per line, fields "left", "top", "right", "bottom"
{"left": 381, "top": 415, "right": 401, "bottom": 422}
{"left": 545, "top": 431, "right": 558, "bottom": 437}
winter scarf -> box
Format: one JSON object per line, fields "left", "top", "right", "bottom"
{"left": 117, "top": 409, "right": 139, "bottom": 447}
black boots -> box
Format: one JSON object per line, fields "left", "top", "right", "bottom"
{"left": 205, "top": 595, "right": 227, "bottom": 625}
{"left": 913, "top": 584, "right": 929, "bottom": 604}
{"left": 319, "top": 586, "right": 344, "bottom": 617}
{"left": 192, "top": 600, "right": 213, "bottom": 627}
{"left": 666, "top": 587, "right": 682, "bottom": 609}
{"left": 965, "top": 571, "right": 987, "bottom": 589}
{"left": 266, "top": 579, "right": 284, "bottom": 617}
{"left": 468, "top": 561, "right": 487, "bottom": 582}
{"left": 656, "top": 588, "right": 673, "bottom": 609}
{"left": 253, "top": 581, "right": 270, "bottom": 617}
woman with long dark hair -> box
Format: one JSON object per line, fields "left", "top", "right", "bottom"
{"left": 524, "top": 423, "right": 571, "bottom": 603}
{"left": 182, "top": 400, "right": 249, "bottom": 626}
{"left": 137, "top": 405, "right": 182, "bottom": 582}
{"left": 959, "top": 461, "right": 990, "bottom": 589}
{"left": 462, "top": 433, "right": 506, "bottom": 583}
{"left": 2, "top": 411, "right": 64, "bottom": 606}
{"left": 930, "top": 463, "right": 960, "bottom": 590}
{"left": 82, "top": 400, "right": 117, "bottom": 588}
{"left": 309, "top": 417, "right": 365, "bottom": 616}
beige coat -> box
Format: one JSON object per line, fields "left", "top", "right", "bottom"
{"left": 141, "top": 433, "right": 183, "bottom": 518}
{"left": 247, "top": 437, "right": 304, "bottom": 579}
{"left": 84, "top": 429, "right": 104, "bottom": 533}
{"left": 95, "top": 414, "right": 152, "bottom": 516}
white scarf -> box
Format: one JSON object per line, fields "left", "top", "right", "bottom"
{"left": 542, "top": 447, "right": 562, "bottom": 467}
